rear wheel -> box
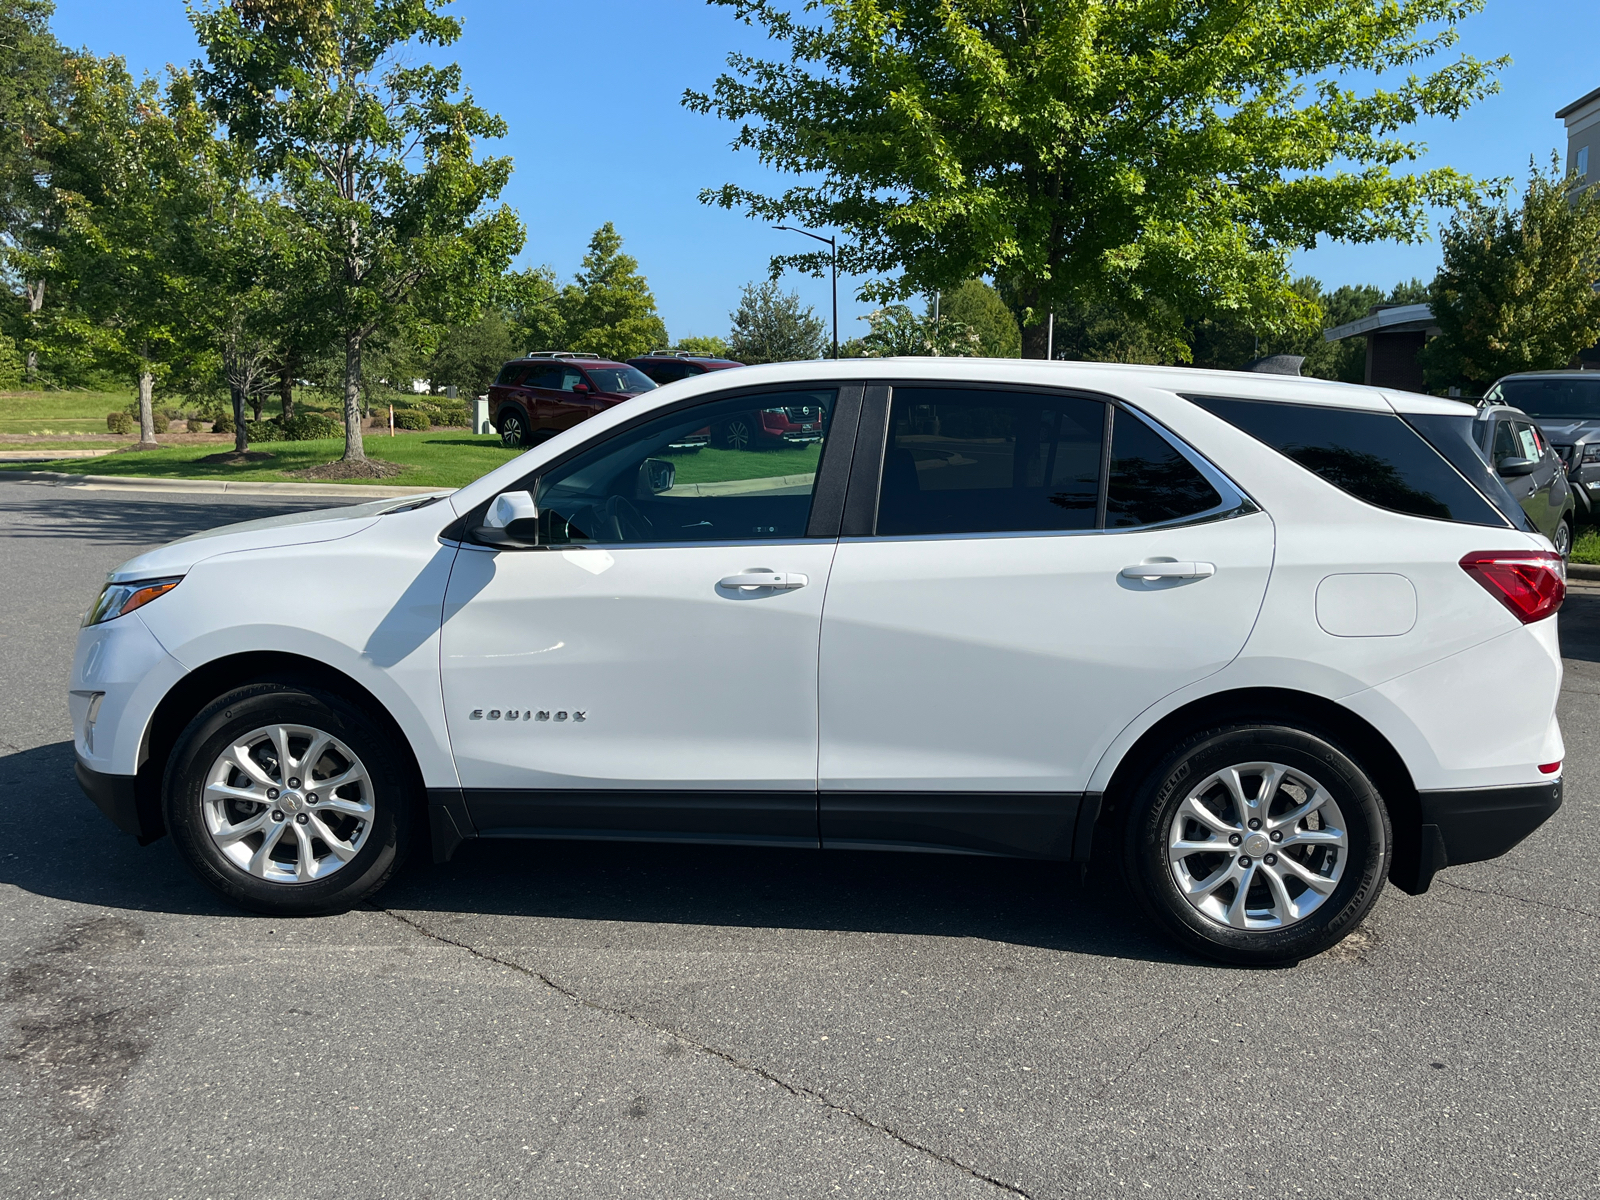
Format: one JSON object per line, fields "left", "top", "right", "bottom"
{"left": 499, "top": 408, "right": 531, "bottom": 448}
{"left": 1122, "top": 723, "right": 1390, "bottom": 966}
{"left": 1554, "top": 516, "right": 1572, "bottom": 559}
{"left": 163, "top": 683, "right": 413, "bottom": 915}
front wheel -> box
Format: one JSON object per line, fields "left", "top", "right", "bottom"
{"left": 712, "top": 414, "right": 755, "bottom": 452}
{"left": 163, "top": 683, "right": 413, "bottom": 915}
{"left": 499, "top": 408, "right": 531, "bottom": 448}
{"left": 1122, "top": 723, "right": 1390, "bottom": 966}
{"left": 1554, "top": 516, "right": 1572, "bottom": 559}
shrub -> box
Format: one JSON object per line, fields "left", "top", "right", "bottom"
{"left": 434, "top": 403, "right": 472, "bottom": 427}
{"left": 279, "top": 411, "right": 342, "bottom": 441}
{"left": 150, "top": 412, "right": 170, "bottom": 434}
{"left": 244, "top": 419, "right": 280, "bottom": 442}
{"left": 106, "top": 411, "right": 133, "bottom": 435}
{"left": 212, "top": 412, "right": 234, "bottom": 435}
{"left": 393, "top": 409, "right": 431, "bottom": 431}
{"left": 186, "top": 417, "right": 211, "bottom": 433}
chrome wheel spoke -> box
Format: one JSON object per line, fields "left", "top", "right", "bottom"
{"left": 214, "top": 809, "right": 272, "bottom": 846}
{"left": 1279, "top": 825, "right": 1347, "bottom": 851}
{"left": 205, "top": 780, "right": 262, "bottom": 805}
{"left": 318, "top": 794, "right": 371, "bottom": 818}
{"left": 1275, "top": 852, "right": 1337, "bottom": 896}
{"left": 1183, "top": 860, "right": 1238, "bottom": 901}
{"left": 1259, "top": 862, "right": 1299, "bottom": 920}
{"left": 248, "top": 819, "right": 288, "bottom": 878}
{"left": 1268, "top": 785, "right": 1331, "bottom": 832}
{"left": 290, "top": 823, "right": 317, "bottom": 881}
{"left": 1224, "top": 861, "right": 1258, "bottom": 928}
{"left": 309, "top": 814, "right": 357, "bottom": 862}
{"left": 226, "top": 745, "right": 276, "bottom": 789}
{"left": 1177, "top": 795, "right": 1234, "bottom": 837}
{"left": 296, "top": 732, "right": 333, "bottom": 778}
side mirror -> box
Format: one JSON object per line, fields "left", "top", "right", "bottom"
{"left": 1497, "top": 456, "right": 1539, "bottom": 478}
{"left": 638, "top": 457, "right": 676, "bottom": 496}
{"left": 474, "top": 489, "right": 540, "bottom": 547}
{"left": 572, "top": 382, "right": 591, "bottom": 395}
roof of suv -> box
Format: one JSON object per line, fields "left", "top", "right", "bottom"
{"left": 504, "top": 355, "right": 632, "bottom": 371}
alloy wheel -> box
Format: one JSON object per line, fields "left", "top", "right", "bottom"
{"left": 1165, "top": 761, "right": 1347, "bottom": 931}
{"left": 1555, "top": 519, "right": 1572, "bottom": 559}
{"left": 500, "top": 413, "right": 526, "bottom": 448}
{"left": 201, "top": 723, "right": 375, "bottom": 884}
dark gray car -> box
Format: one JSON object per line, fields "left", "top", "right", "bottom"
{"left": 1485, "top": 372, "right": 1600, "bottom": 539}
{"left": 1472, "top": 392, "right": 1577, "bottom": 556}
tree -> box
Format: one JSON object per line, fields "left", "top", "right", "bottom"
{"left": 192, "top": 0, "right": 525, "bottom": 474}
{"left": 0, "top": 1, "right": 66, "bottom": 381}
{"left": 688, "top": 0, "right": 1501, "bottom": 361}
{"left": 727, "top": 280, "right": 825, "bottom": 364}
{"left": 673, "top": 334, "right": 732, "bottom": 358}
{"left": 1421, "top": 157, "right": 1600, "bottom": 390}
{"left": 39, "top": 56, "right": 216, "bottom": 445}
{"left": 426, "top": 306, "right": 516, "bottom": 397}
{"left": 503, "top": 265, "right": 564, "bottom": 355}
{"left": 937, "top": 279, "right": 1019, "bottom": 357}
{"left": 556, "top": 223, "right": 668, "bottom": 360}
{"left": 853, "top": 302, "right": 979, "bottom": 357}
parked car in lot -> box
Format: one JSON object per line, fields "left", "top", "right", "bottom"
{"left": 1484, "top": 370, "right": 1600, "bottom": 528}
{"left": 489, "top": 352, "right": 656, "bottom": 448}
{"left": 72, "top": 361, "right": 1565, "bottom": 965}
{"left": 1469, "top": 400, "right": 1576, "bottom": 557}
{"left": 627, "top": 351, "right": 744, "bottom": 385}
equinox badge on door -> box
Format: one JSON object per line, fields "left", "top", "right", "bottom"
{"left": 469, "top": 709, "right": 586, "bottom": 722}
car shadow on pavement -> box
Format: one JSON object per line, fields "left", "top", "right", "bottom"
{"left": 1559, "top": 589, "right": 1600, "bottom": 663}
{"left": 2, "top": 740, "right": 1203, "bottom": 966}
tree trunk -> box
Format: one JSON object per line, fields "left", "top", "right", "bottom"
{"left": 231, "top": 384, "right": 248, "bottom": 454}
{"left": 342, "top": 332, "right": 366, "bottom": 462}
{"left": 279, "top": 365, "right": 294, "bottom": 421}
{"left": 24, "top": 280, "right": 44, "bottom": 380}
{"left": 136, "top": 358, "right": 157, "bottom": 447}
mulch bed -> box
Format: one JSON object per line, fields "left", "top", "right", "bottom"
{"left": 196, "top": 450, "right": 276, "bottom": 465}
{"left": 296, "top": 457, "right": 404, "bottom": 480}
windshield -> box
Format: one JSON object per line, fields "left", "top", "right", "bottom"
{"left": 584, "top": 366, "right": 657, "bottom": 395}
{"left": 1491, "top": 376, "right": 1600, "bottom": 419}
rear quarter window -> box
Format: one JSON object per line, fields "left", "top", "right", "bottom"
{"left": 1189, "top": 395, "right": 1508, "bottom": 528}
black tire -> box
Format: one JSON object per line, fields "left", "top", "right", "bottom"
{"left": 712, "top": 413, "right": 755, "bottom": 452}
{"left": 162, "top": 683, "right": 413, "bottom": 916}
{"left": 499, "top": 407, "right": 531, "bottom": 448}
{"left": 1122, "top": 722, "right": 1391, "bottom": 967}
{"left": 1554, "top": 516, "right": 1572, "bottom": 560}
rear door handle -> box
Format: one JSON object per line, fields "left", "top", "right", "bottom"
{"left": 718, "top": 570, "right": 809, "bottom": 591}
{"left": 1120, "top": 561, "right": 1216, "bottom": 581}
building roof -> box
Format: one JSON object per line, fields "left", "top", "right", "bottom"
{"left": 1323, "top": 303, "right": 1440, "bottom": 343}
{"left": 1556, "top": 85, "right": 1600, "bottom": 120}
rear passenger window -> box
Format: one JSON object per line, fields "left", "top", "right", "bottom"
{"left": 876, "top": 388, "right": 1106, "bottom": 536}
{"left": 1190, "top": 395, "right": 1507, "bottom": 527}
{"left": 1106, "top": 411, "right": 1223, "bottom": 528}
{"left": 494, "top": 363, "right": 526, "bottom": 386}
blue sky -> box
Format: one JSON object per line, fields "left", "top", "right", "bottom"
{"left": 50, "top": 0, "right": 1598, "bottom": 343}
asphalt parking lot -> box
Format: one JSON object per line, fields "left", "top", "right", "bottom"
{"left": 1, "top": 478, "right": 1597, "bottom": 1200}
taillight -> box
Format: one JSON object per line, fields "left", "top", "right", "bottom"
{"left": 1459, "top": 550, "right": 1565, "bottom": 624}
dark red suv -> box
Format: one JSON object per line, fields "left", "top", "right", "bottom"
{"left": 489, "top": 353, "right": 657, "bottom": 448}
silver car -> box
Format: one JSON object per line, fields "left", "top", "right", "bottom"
{"left": 1472, "top": 401, "right": 1576, "bottom": 557}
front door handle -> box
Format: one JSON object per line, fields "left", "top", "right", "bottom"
{"left": 1120, "top": 561, "right": 1216, "bottom": 581}
{"left": 718, "top": 569, "right": 808, "bottom": 591}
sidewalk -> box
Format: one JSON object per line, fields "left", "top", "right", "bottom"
{"left": 0, "top": 469, "right": 449, "bottom": 500}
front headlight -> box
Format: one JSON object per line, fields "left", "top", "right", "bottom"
{"left": 84, "top": 576, "right": 182, "bottom": 627}
{"left": 1582, "top": 444, "right": 1600, "bottom": 465}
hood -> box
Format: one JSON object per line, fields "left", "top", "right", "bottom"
{"left": 107, "top": 495, "right": 439, "bottom": 582}
{"left": 1526, "top": 418, "right": 1600, "bottom": 442}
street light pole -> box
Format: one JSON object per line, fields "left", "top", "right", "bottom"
{"left": 775, "top": 225, "right": 838, "bottom": 359}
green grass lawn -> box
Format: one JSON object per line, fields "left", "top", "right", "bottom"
{"left": 0, "top": 390, "right": 137, "bottom": 435}
{"left": 0, "top": 432, "right": 523, "bottom": 489}
{"left": 1572, "top": 525, "right": 1600, "bottom": 565}
{"left": 666, "top": 443, "right": 821, "bottom": 485}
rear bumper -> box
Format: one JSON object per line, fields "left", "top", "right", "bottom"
{"left": 1403, "top": 779, "right": 1562, "bottom": 893}
{"left": 76, "top": 755, "right": 163, "bottom": 844}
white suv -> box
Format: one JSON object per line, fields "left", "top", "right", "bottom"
{"left": 69, "top": 361, "right": 1566, "bottom": 965}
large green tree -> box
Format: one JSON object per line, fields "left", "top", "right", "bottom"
{"left": 39, "top": 57, "right": 216, "bottom": 444}
{"left": 938, "top": 279, "right": 1019, "bottom": 357}
{"left": 192, "top": 0, "right": 525, "bottom": 472}
{"left": 556, "top": 223, "right": 668, "bottom": 360}
{"left": 1421, "top": 158, "right": 1600, "bottom": 390}
{"left": 689, "top": 0, "right": 1501, "bottom": 360}
{"left": 0, "top": 0, "right": 66, "bottom": 380}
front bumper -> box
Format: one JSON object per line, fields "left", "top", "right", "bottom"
{"left": 1405, "top": 779, "right": 1562, "bottom": 893}
{"left": 76, "top": 755, "right": 163, "bottom": 844}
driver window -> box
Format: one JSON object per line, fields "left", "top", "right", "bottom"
{"left": 528, "top": 389, "right": 838, "bottom": 545}
{"left": 1492, "top": 420, "right": 1519, "bottom": 464}
{"left": 557, "top": 368, "right": 585, "bottom": 392}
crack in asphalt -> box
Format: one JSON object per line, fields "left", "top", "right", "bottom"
{"left": 374, "top": 906, "right": 1033, "bottom": 1198}
{"left": 1088, "top": 977, "right": 1250, "bottom": 1102}
{"left": 1436, "top": 879, "right": 1600, "bottom": 922}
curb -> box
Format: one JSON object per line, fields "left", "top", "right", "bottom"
{"left": 0, "top": 470, "right": 451, "bottom": 500}
{"left": 1568, "top": 562, "right": 1600, "bottom": 581}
